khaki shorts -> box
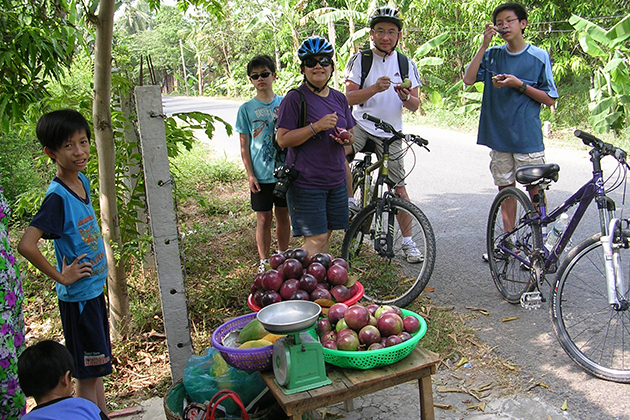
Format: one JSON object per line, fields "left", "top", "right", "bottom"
{"left": 352, "top": 124, "right": 406, "bottom": 186}
{"left": 489, "top": 150, "right": 545, "bottom": 187}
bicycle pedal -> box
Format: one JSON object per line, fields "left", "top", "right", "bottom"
{"left": 520, "top": 292, "right": 542, "bottom": 310}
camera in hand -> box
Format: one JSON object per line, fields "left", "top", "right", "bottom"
{"left": 273, "top": 165, "right": 298, "bottom": 198}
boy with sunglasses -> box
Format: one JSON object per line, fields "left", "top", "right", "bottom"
{"left": 236, "top": 55, "right": 290, "bottom": 273}
{"left": 463, "top": 2, "right": 557, "bottom": 257}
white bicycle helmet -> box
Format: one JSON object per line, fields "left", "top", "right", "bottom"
{"left": 370, "top": 6, "right": 404, "bottom": 30}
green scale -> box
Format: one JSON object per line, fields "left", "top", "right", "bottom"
{"left": 257, "top": 301, "right": 331, "bottom": 395}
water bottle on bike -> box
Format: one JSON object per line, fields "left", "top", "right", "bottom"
{"left": 544, "top": 213, "right": 569, "bottom": 253}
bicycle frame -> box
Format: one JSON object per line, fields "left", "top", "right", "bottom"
{"left": 499, "top": 148, "right": 617, "bottom": 274}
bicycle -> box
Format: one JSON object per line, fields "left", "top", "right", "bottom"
{"left": 486, "top": 129, "right": 630, "bottom": 383}
{"left": 341, "top": 113, "right": 436, "bottom": 308}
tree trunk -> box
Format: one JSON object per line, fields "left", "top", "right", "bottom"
{"left": 93, "top": 0, "right": 131, "bottom": 340}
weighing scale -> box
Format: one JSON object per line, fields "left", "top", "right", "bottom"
{"left": 257, "top": 301, "right": 331, "bottom": 395}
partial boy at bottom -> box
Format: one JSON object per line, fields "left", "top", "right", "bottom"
{"left": 17, "top": 340, "right": 109, "bottom": 420}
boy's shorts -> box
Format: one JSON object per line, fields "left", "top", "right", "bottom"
{"left": 287, "top": 185, "right": 348, "bottom": 237}
{"left": 490, "top": 150, "right": 545, "bottom": 187}
{"left": 352, "top": 124, "right": 406, "bottom": 187}
{"left": 59, "top": 293, "right": 113, "bottom": 380}
{"left": 251, "top": 183, "right": 288, "bottom": 212}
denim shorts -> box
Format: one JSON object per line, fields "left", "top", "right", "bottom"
{"left": 287, "top": 184, "right": 349, "bottom": 237}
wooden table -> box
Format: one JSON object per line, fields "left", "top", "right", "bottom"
{"left": 259, "top": 346, "right": 440, "bottom": 420}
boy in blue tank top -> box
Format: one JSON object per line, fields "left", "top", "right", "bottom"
{"left": 18, "top": 340, "right": 108, "bottom": 420}
{"left": 463, "top": 2, "right": 558, "bottom": 242}
{"left": 236, "top": 55, "right": 290, "bottom": 272}
{"left": 18, "top": 110, "right": 111, "bottom": 415}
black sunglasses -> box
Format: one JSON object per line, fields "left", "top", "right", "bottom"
{"left": 249, "top": 72, "right": 271, "bottom": 80}
{"left": 303, "top": 57, "right": 333, "bottom": 68}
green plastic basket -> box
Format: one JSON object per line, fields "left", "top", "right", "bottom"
{"left": 322, "top": 308, "right": 427, "bottom": 369}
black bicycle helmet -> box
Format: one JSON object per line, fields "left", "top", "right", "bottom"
{"left": 369, "top": 6, "right": 404, "bottom": 30}
{"left": 297, "top": 36, "right": 335, "bottom": 60}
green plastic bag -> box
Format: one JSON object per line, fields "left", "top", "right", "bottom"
{"left": 183, "top": 348, "right": 266, "bottom": 416}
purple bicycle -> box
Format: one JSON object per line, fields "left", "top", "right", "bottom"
{"left": 486, "top": 130, "right": 630, "bottom": 383}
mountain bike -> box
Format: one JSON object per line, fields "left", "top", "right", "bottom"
{"left": 341, "top": 114, "right": 436, "bottom": 308}
{"left": 486, "top": 129, "right": 630, "bottom": 383}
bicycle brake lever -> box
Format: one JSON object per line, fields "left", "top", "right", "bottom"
{"left": 614, "top": 147, "right": 627, "bottom": 163}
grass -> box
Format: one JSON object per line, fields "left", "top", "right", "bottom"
{"left": 17, "top": 126, "right": 523, "bottom": 412}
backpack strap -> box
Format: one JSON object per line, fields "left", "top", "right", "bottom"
{"left": 359, "top": 49, "right": 373, "bottom": 90}
{"left": 283, "top": 87, "right": 307, "bottom": 168}
{"left": 397, "top": 51, "right": 409, "bottom": 81}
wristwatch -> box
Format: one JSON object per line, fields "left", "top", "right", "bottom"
{"left": 518, "top": 82, "right": 528, "bottom": 93}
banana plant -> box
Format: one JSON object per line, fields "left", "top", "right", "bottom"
{"left": 411, "top": 32, "right": 450, "bottom": 107}
{"left": 570, "top": 14, "right": 630, "bottom": 134}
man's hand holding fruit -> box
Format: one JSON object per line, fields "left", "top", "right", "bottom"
{"left": 394, "top": 77, "right": 412, "bottom": 102}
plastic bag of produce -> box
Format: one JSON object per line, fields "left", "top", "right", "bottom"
{"left": 183, "top": 348, "right": 266, "bottom": 416}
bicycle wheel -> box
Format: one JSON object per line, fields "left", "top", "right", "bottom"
{"left": 486, "top": 187, "right": 542, "bottom": 303}
{"left": 551, "top": 234, "right": 630, "bottom": 383}
{"left": 341, "top": 197, "right": 436, "bottom": 307}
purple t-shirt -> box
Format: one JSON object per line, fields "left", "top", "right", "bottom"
{"left": 277, "top": 84, "right": 355, "bottom": 190}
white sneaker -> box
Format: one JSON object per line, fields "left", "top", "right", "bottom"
{"left": 258, "top": 259, "right": 269, "bottom": 273}
{"left": 402, "top": 243, "right": 424, "bottom": 263}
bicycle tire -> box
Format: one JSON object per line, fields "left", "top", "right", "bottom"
{"left": 551, "top": 234, "right": 630, "bottom": 383}
{"left": 486, "top": 187, "right": 541, "bottom": 303}
{"left": 341, "top": 197, "right": 436, "bottom": 307}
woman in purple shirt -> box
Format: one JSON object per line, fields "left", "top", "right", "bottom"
{"left": 277, "top": 36, "right": 356, "bottom": 256}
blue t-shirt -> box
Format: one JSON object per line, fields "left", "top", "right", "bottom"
{"left": 23, "top": 397, "right": 108, "bottom": 420}
{"left": 30, "top": 173, "right": 107, "bottom": 302}
{"left": 276, "top": 84, "right": 356, "bottom": 190}
{"left": 235, "top": 95, "right": 284, "bottom": 184}
{"left": 475, "top": 43, "right": 558, "bottom": 154}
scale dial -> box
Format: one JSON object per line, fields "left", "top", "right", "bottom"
{"left": 272, "top": 338, "right": 291, "bottom": 386}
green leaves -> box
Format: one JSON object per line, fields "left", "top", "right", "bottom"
{"left": 571, "top": 13, "right": 630, "bottom": 134}
{"left": 0, "top": 0, "right": 81, "bottom": 129}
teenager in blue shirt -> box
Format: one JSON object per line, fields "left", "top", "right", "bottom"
{"left": 464, "top": 2, "right": 558, "bottom": 237}
{"left": 18, "top": 110, "right": 111, "bottom": 415}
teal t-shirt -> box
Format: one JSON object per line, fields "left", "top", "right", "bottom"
{"left": 235, "top": 95, "right": 284, "bottom": 184}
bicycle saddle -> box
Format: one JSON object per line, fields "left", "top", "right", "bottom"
{"left": 515, "top": 163, "right": 560, "bottom": 185}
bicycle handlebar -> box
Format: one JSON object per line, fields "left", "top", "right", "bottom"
{"left": 362, "top": 113, "right": 429, "bottom": 149}
{"left": 574, "top": 130, "right": 628, "bottom": 164}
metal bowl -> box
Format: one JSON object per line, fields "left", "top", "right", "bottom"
{"left": 256, "top": 300, "right": 321, "bottom": 333}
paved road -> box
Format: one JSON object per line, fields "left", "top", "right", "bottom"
{"left": 161, "top": 95, "right": 629, "bottom": 420}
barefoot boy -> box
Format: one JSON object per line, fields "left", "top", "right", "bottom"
{"left": 18, "top": 110, "right": 111, "bottom": 414}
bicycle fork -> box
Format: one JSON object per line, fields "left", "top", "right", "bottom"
{"left": 374, "top": 195, "right": 396, "bottom": 259}
{"left": 601, "top": 218, "right": 630, "bottom": 311}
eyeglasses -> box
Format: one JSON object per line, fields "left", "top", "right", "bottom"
{"left": 303, "top": 57, "right": 333, "bottom": 68}
{"left": 495, "top": 17, "right": 519, "bottom": 27}
{"left": 372, "top": 29, "right": 399, "bottom": 37}
{"left": 249, "top": 72, "right": 271, "bottom": 80}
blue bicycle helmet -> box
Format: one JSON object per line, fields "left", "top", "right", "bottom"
{"left": 370, "top": 6, "right": 404, "bottom": 30}
{"left": 297, "top": 36, "right": 335, "bottom": 60}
